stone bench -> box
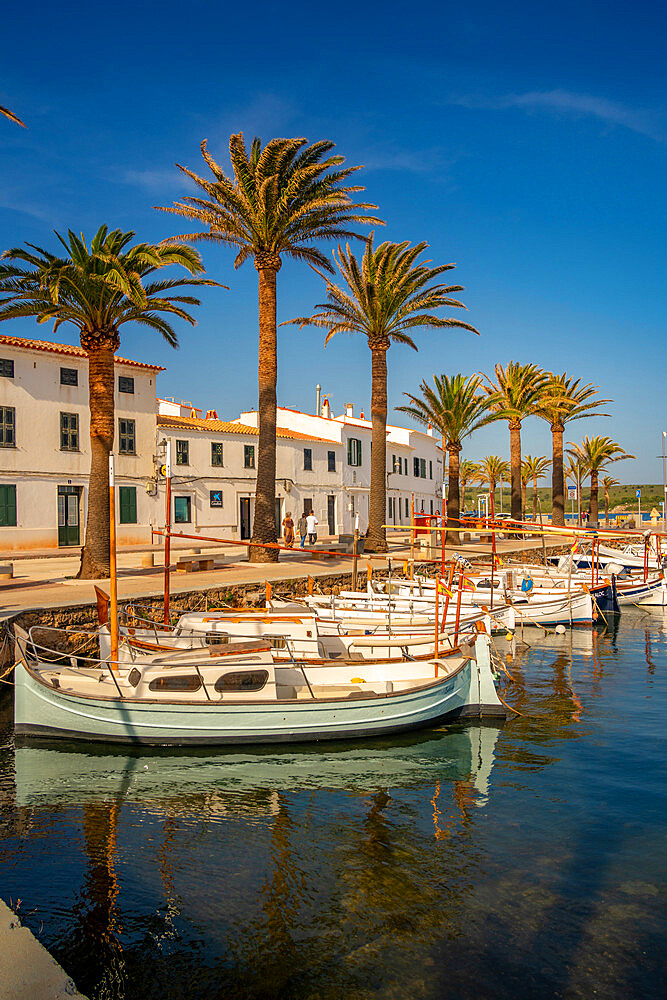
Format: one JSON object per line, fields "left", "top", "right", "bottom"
{"left": 175, "top": 557, "right": 216, "bottom": 573}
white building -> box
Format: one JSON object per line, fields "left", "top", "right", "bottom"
{"left": 0, "top": 335, "right": 161, "bottom": 552}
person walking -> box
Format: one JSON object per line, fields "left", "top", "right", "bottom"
{"left": 298, "top": 511, "right": 308, "bottom": 548}
{"left": 306, "top": 510, "right": 319, "bottom": 545}
{"left": 282, "top": 511, "right": 294, "bottom": 548}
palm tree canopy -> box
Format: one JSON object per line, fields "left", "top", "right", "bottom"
{"left": 602, "top": 475, "right": 620, "bottom": 493}
{"left": 459, "top": 459, "right": 480, "bottom": 484}
{"left": 478, "top": 455, "right": 510, "bottom": 485}
{"left": 484, "top": 361, "right": 550, "bottom": 423}
{"left": 0, "top": 105, "right": 26, "bottom": 127}
{"left": 522, "top": 454, "right": 551, "bottom": 483}
{"left": 158, "top": 133, "right": 382, "bottom": 272}
{"left": 567, "top": 436, "right": 635, "bottom": 475}
{"left": 287, "top": 236, "right": 479, "bottom": 350}
{"left": 397, "top": 373, "right": 494, "bottom": 446}
{"left": 0, "top": 226, "right": 220, "bottom": 345}
{"left": 538, "top": 372, "right": 610, "bottom": 429}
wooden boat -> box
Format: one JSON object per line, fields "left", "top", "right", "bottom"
{"left": 13, "top": 626, "right": 506, "bottom": 746}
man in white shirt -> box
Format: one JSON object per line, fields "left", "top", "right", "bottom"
{"left": 306, "top": 510, "right": 318, "bottom": 544}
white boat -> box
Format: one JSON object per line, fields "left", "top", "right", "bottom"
{"left": 616, "top": 576, "right": 667, "bottom": 606}
{"left": 13, "top": 626, "right": 506, "bottom": 746}
{"left": 507, "top": 589, "right": 594, "bottom": 626}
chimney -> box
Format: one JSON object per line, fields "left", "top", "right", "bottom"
{"left": 321, "top": 395, "right": 331, "bottom": 419}
{"left": 359, "top": 410, "right": 365, "bottom": 420}
{"left": 427, "top": 422, "right": 434, "bottom": 437}
{"left": 346, "top": 403, "right": 354, "bottom": 418}
{"left": 315, "top": 384, "right": 321, "bottom": 414}
{"left": 205, "top": 409, "right": 218, "bottom": 420}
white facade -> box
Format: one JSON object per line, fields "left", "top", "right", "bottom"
{"left": 0, "top": 336, "right": 161, "bottom": 552}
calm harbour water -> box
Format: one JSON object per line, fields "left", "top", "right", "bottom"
{"left": 0, "top": 609, "right": 665, "bottom": 1000}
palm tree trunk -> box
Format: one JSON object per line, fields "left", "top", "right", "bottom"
{"left": 590, "top": 470, "right": 600, "bottom": 527}
{"left": 551, "top": 422, "right": 565, "bottom": 526}
{"left": 78, "top": 341, "right": 116, "bottom": 579}
{"left": 604, "top": 492, "right": 609, "bottom": 526}
{"left": 509, "top": 420, "right": 522, "bottom": 522}
{"left": 532, "top": 477, "right": 538, "bottom": 519}
{"left": 365, "top": 345, "right": 388, "bottom": 552}
{"left": 521, "top": 481, "right": 527, "bottom": 519}
{"left": 250, "top": 258, "right": 280, "bottom": 563}
{"left": 447, "top": 444, "right": 461, "bottom": 544}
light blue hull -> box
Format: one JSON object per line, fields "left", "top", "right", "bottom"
{"left": 14, "top": 653, "right": 504, "bottom": 747}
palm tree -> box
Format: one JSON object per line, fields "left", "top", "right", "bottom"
{"left": 484, "top": 363, "right": 550, "bottom": 522}
{"left": 459, "top": 459, "right": 479, "bottom": 515}
{"left": 159, "top": 134, "right": 381, "bottom": 562}
{"left": 477, "top": 456, "right": 510, "bottom": 515}
{"left": 538, "top": 373, "right": 609, "bottom": 527}
{"left": 520, "top": 460, "right": 530, "bottom": 520}
{"left": 397, "top": 375, "right": 493, "bottom": 544}
{"left": 564, "top": 455, "right": 588, "bottom": 526}
{"left": 567, "top": 436, "right": 635, "bottom": 528}
{"left": 289, "top": 242, "right": 479, "bottom": 551}
{"left": 0, "top": 105, "right": 26, "bottom": 127}
{"left": 522, "top": 454, "right": 551, "bottom": 520}
{"left": 0, "top": 226, "right": 216, "bottom": 578}
{"left": 601, "top": 475, "right": 619, "bottom": 526}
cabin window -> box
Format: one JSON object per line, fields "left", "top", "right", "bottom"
{"left": 214, "top": 670, "right": 269, "bottom": 693}
{"left": 347, "top": 438, "right": 362, "bottom": 466}
{"left": 60, "top": 367, "right": 78, "bottom": 386}
{"left": 148, "top": 674, "right": 202, "bottom": 692}
{"left": 118, "top": 375, "right": 134, "bottom": 394}
{"left": 176, "top": 439, "right": 189, "bottom": 465}
{"left": 328, "top": 450, "right": 336, "bottom": 472}
{"left": 0, "top": 359, "right": 14, "bottom": 379}
{"left": 128, "top": 668, "right": 141, "bottom": 687}
{"left": 60, "top": 412, "right": 79, "bottom": 451}
{"left": 0, "top": 407, "right": 15, "bottom": 448}
{"left": 119, "top": 486, "right": 137, "bottom": 523}
{"left": 211, "top": 442, "right": 223, "bottom": 466}
{"left": 303, "top": 448, "right": 312, "bottom": 471}
{"left": 118, "top": 418, "right": 136, "bottom": 454}
{"left": 0, "top": 485, "right": 17, "bottom": 527}
{"left": 244, "top": 444, "right": 255, "bottom": 468}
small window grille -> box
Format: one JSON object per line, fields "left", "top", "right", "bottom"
{"left": 60, "top": 367, "right": 78, "bottom": 386}
{"left": 118, "top": 376, "right": 135, "bottom": 394}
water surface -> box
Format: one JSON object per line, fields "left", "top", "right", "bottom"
{"left": 0, "top": 609, "right": 665, "bottom": 999}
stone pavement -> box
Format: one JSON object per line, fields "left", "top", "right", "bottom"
{"left": 0, "top": 535, "right": 564, "bottom": 617}
{"left": 0, "top": 898, "right": 88, "bottom": 1000}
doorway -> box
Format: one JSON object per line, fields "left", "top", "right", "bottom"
{"left": 275, "top": 498, "right": 282, "bottom": 535}
{"left": 57, "top": 486, "right": 81, "bottom": 546}
{"left": 240, "top": 497, "right": 252, "bottom": 540}
{"left": 327, "top": 495, "right": 336, "bottom": 535}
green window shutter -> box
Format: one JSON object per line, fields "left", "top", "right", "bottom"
{"left": 0, "top": 485, "right": 17, "bottom": 526}
{"left": 119, "top": 486, "right": 137, "bottom": 524}
{"left": 347, "top": 439, "right": 352, "bottom": 465}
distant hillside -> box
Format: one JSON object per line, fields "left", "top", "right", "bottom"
{"left": 464, "top": 484, "right": 665, "bottom": 516}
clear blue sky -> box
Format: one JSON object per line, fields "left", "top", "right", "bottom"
{"left": 2, "top": 0, "right": 665, "bottom": 480}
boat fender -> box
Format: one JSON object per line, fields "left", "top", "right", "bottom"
{"left": 350, "top": 677, "right": 366, "bottom": 684}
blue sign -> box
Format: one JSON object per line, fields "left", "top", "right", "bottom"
{"left": 636, "top": 489, "right": 641, "bottom": 498}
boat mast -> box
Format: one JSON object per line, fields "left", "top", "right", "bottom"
{"left": 163, "top": 439, "right": 172, "bottom": 625}
{"left": 108, "top": 454, "right": 119, "bottom": 669}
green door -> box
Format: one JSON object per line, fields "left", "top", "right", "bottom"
{"left": 58, "top": 486, "right": 80, "bottom": 546}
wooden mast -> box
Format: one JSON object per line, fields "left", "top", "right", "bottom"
{"left": 108, "top": 454, "right": 119, "bottom": 669}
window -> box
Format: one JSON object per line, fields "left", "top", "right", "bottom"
{"left": 403, "top": 457, "right": 408, "bottom": 475}
{"left": 388, "top": 497, "right": 393, "bottom": 519}
{"left": 60, "top": 367, "right": 78, "bottom": 386}
{"left": 0, "top": 485, "right": 17, "bottom": 527}
{"left": 60, "top": 412, "right": 79, "bottom": 451}
{"left": 174, "top": 496, "right": 191, "bottom": 523}
{"left": 1, "top": 407, "right": 15, "bottom": 447}
{"left": 328, "top": 451, "right": 336, "bottom": 472}
{"left": 303, "top": 497, "right": 313, "bottom": 515}
{"left": 149, "top": 674, "right": 201, "bottom": 692}
{"left": 119, "top": 486, "right": 137, "bottom": 524}
{"left": 413, "top": 457, "right": 420, "bottom": 478}
{"left": 244, "top": 444, "right": 255, "bottom": 468}
{"left": 214, "top": 670, "right": 269, "bottom": 693}
{"left": 118, "top": 418, "right": 135, "bottom": 454}
{"left": 420, "top": 458, "right": 427, "bottom": 479}
{"left": 429, "top": 460, "right": 433, "bottom": 479}
{"left": 209, "top": 490, "right": 223, "bottom": 508}
{"left": 303, "top": 448, "right": 312, "bottom": 471}
{"left": 405, "top": 497, "right": 409, "bottom": 517}
{"left": 347, "top": 438, "right": 362, "bottom": 466}
{"left": 430, "top": 499, "right": 434, "bottom": 514}
{"left": 0, "top": 359, "right": 14, "bottom": 379}
{"left": 118, "top": 375, "right": 134, "bottom": 394}
{"left": 176, "top": 439, "right": 189, "bottom": 465}
{"left": 211, "top": 442, "right": 223, "bottom": 467}
{"left": 392, "top": 454, "right": 400, "bottom": 474}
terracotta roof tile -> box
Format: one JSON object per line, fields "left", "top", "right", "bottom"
{"left": 157, "top": 413, "right": 338, "bottom": 443}
{"left": 0, "top": 335, "right": 165, "bottom": 371}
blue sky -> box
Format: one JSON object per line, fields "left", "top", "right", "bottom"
{"left": 1, "top": 0, "right": 665, "bottom": 480}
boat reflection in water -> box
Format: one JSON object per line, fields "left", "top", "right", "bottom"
{"left": 14, "top": 725, "right": 501, "bottom": 814}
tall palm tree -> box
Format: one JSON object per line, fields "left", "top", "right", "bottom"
{"left": 397, "top": 375, "right": 493, "bottom": 544}
{"left": 289, "top": 241, "right": 479, "bottom": 551}
{"left": 159, "top": 134, "right": 381, "bottom": 562}
{"left": 0, "top": 226, "right": 215, "bottom": 578}
{"left": 567, "top": 436, "right": 635, "bottom": 528}
{"left": 0, "top": 105, "right": 26, "bottom": 127}
{"left": 459, "top": 459, "right": 479, "bottom": 515}
{"left": 522, "top": 454, "right": 551, "bottom": 520}
{"left": 477, "top": 456, "right": 510, "bottom": 514}
{"left": 538, "top": 373, "right": 609, "bottom": 527}
{"left": 484, "top": 363, "right": 550, "bottom": 522}
{"left": 601, "top": 475, "right": 619, "bottom": 527}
